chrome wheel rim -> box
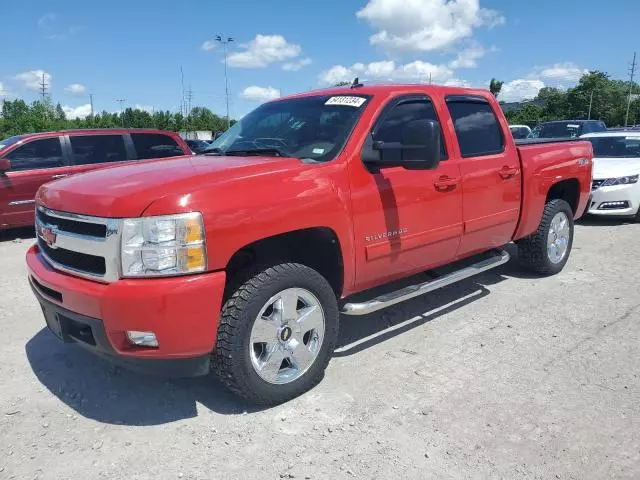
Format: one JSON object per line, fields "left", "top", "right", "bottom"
{"left": 547, "top": 211, "right": 570, "bottom": 264}
{"left": 249, "top": 288, "right": 325, "bottom": 385}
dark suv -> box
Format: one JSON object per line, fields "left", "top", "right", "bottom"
{"left": 0, "top": 129, "right": 191, "bottom": 230}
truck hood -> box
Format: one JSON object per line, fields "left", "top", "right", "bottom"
{"left": 37, "top": 155, "right": 303, "bottom": 217}
{"left": 592, "top": 157, "right": 640, "bottom": 179}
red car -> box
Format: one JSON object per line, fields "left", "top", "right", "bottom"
{"left": 0, "top": 129, "right": 191, "bottom": 229}
{"left": 27, "top": 84, "right": 593, "bottom": 404}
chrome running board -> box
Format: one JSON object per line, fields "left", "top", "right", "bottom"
{"left": 341, "top": 249, "right": 510, "bottom": 316}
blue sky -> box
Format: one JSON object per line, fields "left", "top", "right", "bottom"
{"left": 1, "top": 0, "right": 639, "bottom": 119}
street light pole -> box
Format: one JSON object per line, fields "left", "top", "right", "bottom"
{"left": 588, "top": 90, "right": 594, "bottom": 120}
{"left": 216, "top": 34, "right": 234, "bottom": 130}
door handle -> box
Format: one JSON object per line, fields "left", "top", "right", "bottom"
{"left": 499, "top": 166, "right": 519, "bottom": 179}
{"left": 434, "top": 175, "right": 460, "bottom": 191}
{"left": 51, "top": 174, "right": 69, "bottom": 179}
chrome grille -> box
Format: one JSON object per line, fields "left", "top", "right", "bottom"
{"left": 35, "top": 206, "right": 121, "bottom": 282}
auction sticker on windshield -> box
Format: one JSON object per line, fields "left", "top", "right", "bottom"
{"left": 325, "top": 96, "right": 367, "bottom": 107}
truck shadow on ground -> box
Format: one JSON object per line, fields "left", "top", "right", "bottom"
{"left": 0, "top": 226, "right": 35, "bottom": 243}
{"left": 25, "top": 246, "right": 531, "bottom": 425}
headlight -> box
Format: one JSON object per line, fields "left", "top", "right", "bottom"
{"left": 601, "top": 174, "right": 639, "bottom": 187}
{"left": 121, "top": 212, "right": 206, "bottom": 277}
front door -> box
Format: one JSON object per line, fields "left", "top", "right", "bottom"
{"left": 350, "top": 95, "right": 464, "bottom": 292}
{"left": 0, "top": 137, "right": 68, "bottom": 229}
{"left": 444, "top": 96, "right": 522, "bottom": 257}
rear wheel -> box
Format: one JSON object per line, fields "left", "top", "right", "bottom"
{"left": 213, "top": 263, "right": 339, "bottom": 405}
{"left": 517, "top": 199, "right": 574, "bottom": 276}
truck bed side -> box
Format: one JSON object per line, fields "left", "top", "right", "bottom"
{"left": 513, "top": 140, "right": 593, "bottom": 241}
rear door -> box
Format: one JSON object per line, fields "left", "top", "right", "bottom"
{"left": 445, "top": 95, "right": 522, "bottom": 257}
{"left": 0, "top": 136, "right": 69, "bottom": 228}
{"left": 130, "top": 133, "right": 188, "bottom": 160}
{"left": 66, "top": 133, "right": 131, "bottom": 176}
{"left": 350, "top": 94, "right": 463, "bottom": 290}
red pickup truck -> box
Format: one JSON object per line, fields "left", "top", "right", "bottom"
{"left": 0, "top": 129, "right": 191, "bottom": 230}
{"left": 26, "top": 84, "right": 593, "bottom": 405}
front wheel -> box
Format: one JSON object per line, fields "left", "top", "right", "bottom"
{"left": 213, "top": 263, "right": 339, "bottom": 405}
{"left": 517, "top": 199, "right": 574, "bottom": 276}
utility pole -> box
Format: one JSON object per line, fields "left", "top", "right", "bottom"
{"left": 428, "top": 73, "right": 432, "bottom": 84}
{"left": 180, "top": 66, "right": 186, "bottom": 117}
{"left": 116, "top": 98, "right": 126, "bottom": 127}
{"left": 588, "top": 90, "right": 594, "bottom": 120}
{"left": 626, "top": 51, "right": 637, "bottom": 127}
{"left": 216, "top": 34, "right": 234, "bottom": 130}
{"left": 89, "top": 93, "right": 94, "bottom": 116}
{"left": 186, "top": 87, "right": 193, "bottom": 116}
{"left": 39, "top": 73, "right": 48, "bottom": 102}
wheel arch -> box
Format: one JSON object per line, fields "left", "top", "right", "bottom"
{"left": 224, "top": 227, "right": 345, "bottom": 299}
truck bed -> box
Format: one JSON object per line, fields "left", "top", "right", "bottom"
{"left": 513, "top": 139, "right": 593, "bottom": 241}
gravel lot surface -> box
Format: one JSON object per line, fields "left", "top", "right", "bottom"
{"left": 1, "top": 219, "right": 639, "bottom": 480}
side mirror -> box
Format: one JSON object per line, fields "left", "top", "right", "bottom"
{"left": 362, "top": 119, "right": 441, "bottom": 171}
{"left": 0, "top": 158, "right": 11, "bottom": 173}
{"left": 398, "top": 119, "right": 441, "bottom": 170}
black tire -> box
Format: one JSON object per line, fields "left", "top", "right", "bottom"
{"left": 634, "top": 208, "right": 640, "bottom": 223}
{"left": 517, "top": 199, "right": 574, "bottom": 276}
{"left": 213, "top": 263, "right": 339, "bottom": 405}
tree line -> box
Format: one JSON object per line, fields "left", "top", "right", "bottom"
{"left": 491, "top": 71, "right": 640, "bottom": 128}
{"left": 3, "top": 70, "right": 640, "bottom": 139}
{"left": 0, "top": 99, "right": 232, "bottom": 139}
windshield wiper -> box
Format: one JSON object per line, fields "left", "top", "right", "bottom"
{"left": 204, "top": 147, "right": 223, "bottom": 155}
{"left": 224, "top": 148, "right": 287, "bottom": 157}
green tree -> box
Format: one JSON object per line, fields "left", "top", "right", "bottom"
{"left": 489, "top": 78, "right": 504, "bottom": 98}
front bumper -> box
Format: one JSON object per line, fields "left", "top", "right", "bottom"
{"left": 26, "top": 244, "right": 227, "bottom": 376}
{"left": 588, "top": 182, "right": 640, "bottom": 217}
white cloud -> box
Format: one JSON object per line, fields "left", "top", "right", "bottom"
{"left": 499, "top": 79, "right": 545, "bottom": 102}
{"left": 62, "top": 104, "right": 92, "bottom": 119}
{"left": 319, "top": 60, "right": 454, "bottom": 85}
{"left": 201, "top": 40, "right": 217, "bottom": 51}
{"left": 449, "top": 43, "right": 488, "bottom": 69}
{"left": 241, "top": 86, "right": 281, "bottom": 102}
{"left": 15, "top": 70, "right": 52, "bottom": 92}
{"left": 0, "top": 82, "right": 7, "bottom": 96}
{"left": 535, "top": 62, "right": 588, "bottom": 83}
{"left": 134, "top": 104, "right": 153, "bottom": 113}
{"left": 282, "top": 57, "right": 312, "bottom": 71}
{"left": 65, "top": 83, "right": 86, "bottom": 95}
{"left": 228, "top": 34, "right": 301, "bottom": 68}
{"left": 356, "top": 0, "right": 505, "bottom": 52}
{"left": 37, "top": 13, "right": 56, "bottom": 28}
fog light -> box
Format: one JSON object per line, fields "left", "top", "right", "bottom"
{"left": 126, "top": 331, "right": 159, "bottom": 347}
{"left": 599, "top": 201, "right": 630, "bottom": 210}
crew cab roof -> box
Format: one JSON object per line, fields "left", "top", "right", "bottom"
{"left": 276, "top": 83, "right": 494, "bottom": 102}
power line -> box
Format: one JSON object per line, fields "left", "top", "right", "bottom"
{"left": 216, "top": 34, "right": 234, "bottom": 130}
{"left": 626, "top": 51, "right": 637, "bottom": 127}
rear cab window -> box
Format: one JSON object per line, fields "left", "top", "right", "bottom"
{"left": 4, "top": 137, "right": 65, "bottom": 171}
{"left": 131, "top": 133, "right": 185, "bottom": 159}
{"left": 445, "top": 96, "right": 504, "bottom": 157}
{"left": 69, "top": 135, "right": 128, "bottom": 165}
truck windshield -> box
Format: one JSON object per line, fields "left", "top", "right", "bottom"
{"left": 205, "top": 94, "right": 370, "bottom": 162}
{"left": 530, "top": 122, "right": 582, "bottom": 139}
{"left": 587, "top": 136, "right": 640, "bottom": 158}
{"left": 0, "top": 134, "right": 26, "bottom": 151}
